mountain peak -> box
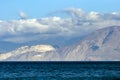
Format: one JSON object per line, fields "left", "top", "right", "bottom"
{"left": 0, "top": 45, "right": 56, "bottom": 61}
{"left": 30, "top": 45, "right": 56, "bottom": 52}
{"left": 17, "top": 45, "right": 56, "bottom": 53}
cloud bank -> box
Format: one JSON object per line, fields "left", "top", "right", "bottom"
{"left": 0, "top": 8, "right": 120, "bottom": 43}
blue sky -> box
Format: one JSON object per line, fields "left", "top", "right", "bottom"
{"left": 0, "top": 0, "right": 120, "bottom": 20}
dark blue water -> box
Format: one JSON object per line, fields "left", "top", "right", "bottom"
{"left": 0, "top": 62, "right": 120, "bottom": 80}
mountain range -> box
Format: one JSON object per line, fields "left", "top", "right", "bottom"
{"left": 0, "top": 26, "right": 120, "bottom": 61}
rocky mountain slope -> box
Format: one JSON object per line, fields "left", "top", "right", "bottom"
{"left": 65, "top": 26, "right": 120, "bottom": 61}
{"left": 0, "top": 45, "right": 60, "bottom": 61}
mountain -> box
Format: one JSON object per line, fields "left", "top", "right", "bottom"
{"left": 0, "top": 45, "right": 60, "bottom": 61}
{"left": 0, "top": 26, "right": 120, "bottom": 61}
{"left": 0, "top": 36, "right": 84, "bottom": 53}
{"left": 65, "top": 26, "right": 120, "bottom": 61}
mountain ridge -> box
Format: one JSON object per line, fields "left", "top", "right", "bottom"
{"left": 65, "top": 26, "right": 120, "bottom": 61}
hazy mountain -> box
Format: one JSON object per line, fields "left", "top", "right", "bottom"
{"left": 0, "top": 45, "right": 60, "bottom": 61}
{"left": 0, "top": 26, "right": 120, "bottom": 61}
{"left": 0, "top": 36, "right": 84, "bottom": 53}
{"left": 65, "top": 26, "right": 120, "bottom": 61}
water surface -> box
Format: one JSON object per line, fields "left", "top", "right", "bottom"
{"left": 0, "top": 61, "right": 120, "bottom": 80}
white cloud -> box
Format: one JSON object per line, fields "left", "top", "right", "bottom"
{"left": 19, "top": 11, "right": 28, "bottom": 19}
{"left": 65, "top": 8, "right": 86, "bottom": 24}
{"left": 87, "top": 12, "right": 101, "bottom": 20}
{"left": 0, "top": 8, "right": 120, "bottom": 43}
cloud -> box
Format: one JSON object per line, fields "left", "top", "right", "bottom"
{"left": 0, "top": 8, "right": 120, "bottom": 43}
{"left": 19, "top": 11, "right": 28, "bottom": 19}
{"left": 65, "top": 8, "right": 86, "bottom": 24}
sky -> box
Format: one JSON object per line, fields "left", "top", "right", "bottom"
{"left": 0, "top": 0, "right": 120, "bottom": 44}
{"left": 0, "top": 0, "right": 120, "bottom": 20}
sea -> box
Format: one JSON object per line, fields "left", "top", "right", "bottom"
{"left": 0, "top": 61, "right": 120, "bottom": 80}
